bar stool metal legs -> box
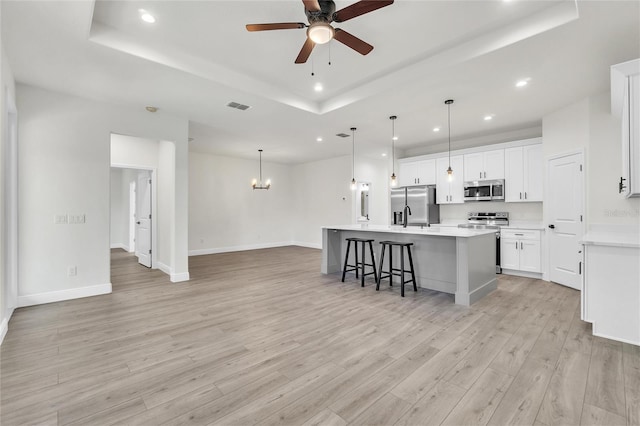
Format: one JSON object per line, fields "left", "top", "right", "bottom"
{"left": 376, "top": 241, "right": 417, "bottom": 297}
{"left": 341, "top": 238, "right": 378, "bottom": 287}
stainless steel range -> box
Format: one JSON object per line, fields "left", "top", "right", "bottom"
{"left": 458, "top": 212, "right": 509, "bottom": 273}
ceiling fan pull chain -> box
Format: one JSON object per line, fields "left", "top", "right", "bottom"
{"left": 311, "top": 58, "right": 315, "bottom": 76}
{"left": 328, "top": 43, "right": 331, "bottom": 66}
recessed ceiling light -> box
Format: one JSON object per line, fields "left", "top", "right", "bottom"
{"left": 314, "top": 83, "right": 323, "bottom": 92}
{"left": 484, "top": 115, "right": 493, "bottom": 121}
{"left": 138, "top": 9, "right": 156, "bottom": 23}
{"left": 392, "top": 136, "right": 398, "bottom": 141}
{"left": 433, "top": 127, "right": 440, "bottom": 132}
{"left": 316, "top": 137, "right": 323, "bottom": 142}
{"left": 516, "top": 79, "right": 529, "bottom": 87}
{"left": 382, "top": 153, "right": 387, "bottom": 157}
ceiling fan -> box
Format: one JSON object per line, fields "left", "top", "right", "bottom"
{"left": 246, "top": 0, "right": 394, "bottom": 64}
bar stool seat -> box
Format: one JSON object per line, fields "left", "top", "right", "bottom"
{"left": 341, "top": 237, "right": 378, "bottom": 287}
{"left": 376, "top": 241, "right": 417, "bottom": 297}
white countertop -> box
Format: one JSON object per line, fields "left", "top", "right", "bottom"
{"left": 581, "top": 231, "right": 640, "bottom": 248}
{"left": 323, "top": 224, "right": 498, "bottom": 238}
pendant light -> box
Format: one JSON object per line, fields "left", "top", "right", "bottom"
{"left": 390, "top": 115, "right": 398, "bottom": 187}
{"left": 251, "top": 149, "right": 271, "bottom": 190}
{"left": 350, "top": 127, "right": 357, "bottom": 191}
{"left": 445, "top": 99, "right": 454, "bottom": 182}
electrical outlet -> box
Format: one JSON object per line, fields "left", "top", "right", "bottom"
{"left": 55, "top": 214, "right": 68, "bottom": 224}
{"left": 68, "top": 266, "right": 77, "bottom": 276}
{"left": 69, "top": 214, "right": 86, "bottom": 224}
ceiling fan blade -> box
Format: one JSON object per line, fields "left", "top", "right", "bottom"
{"left": 302, "top": 0, "right": 321, "bottom": 12}
{"left": 333, "top": 0, "right": 394, "bottom": 23}
{"left": 333, "top": 29, "right": 373, "bottom": 55}
{"left": 295, "top": 38, "right": 316, "bottom": 64}
{"left": 246, "top": 23, "right": 306, "bottom": 32}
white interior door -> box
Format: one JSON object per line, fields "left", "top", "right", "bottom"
{"left": 547, "top": 152, "right": 584, "bottom": 290}
{"left": 135, "top": 171, "right": 152, "bottom": 268}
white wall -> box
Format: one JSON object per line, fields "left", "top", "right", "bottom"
{"left": 188, "top": 151, "right": 294, "bottom": 254}
{"left": 110, "top": 168, "right": 137, "bottom": 251}
{"left": 17, "top": 84, "right": 189, "bottom": 307}
{"left": 1, "top": 9, "right": 18, "bottom": 343}
{"left": 542, "top": 91, "right": 640, "bottom": 228}
{"left": 110, "top": 168, "right": 125, "bottom": 247}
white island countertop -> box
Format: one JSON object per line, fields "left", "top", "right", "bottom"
{"left": 323, "top": 224, "right": 498, "bottom": 238}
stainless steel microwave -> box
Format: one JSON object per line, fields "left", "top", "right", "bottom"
{"left": 463, "top": 179, "right": 505, "bottom": 202}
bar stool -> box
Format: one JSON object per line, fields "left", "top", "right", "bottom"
{"left": 341, "top": 237, "right": 378, "bottom": 287}
{"left": 376, "top": 241, "right": 417, "bottom": 297}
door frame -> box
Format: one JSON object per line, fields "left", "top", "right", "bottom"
{"left": 3, "top": 89, "right": 18, "bottom": 319}
{"left": 544, "top": 148, "right": 586, "bottom": 284}
{"left": 110, "top": 164, "right": 158, "bottom": 269}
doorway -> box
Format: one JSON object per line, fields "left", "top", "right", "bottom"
{"left": 110, "top": 167, "right": 156, "bottom": 269}
{"left": 546, "top": 151, "right": 585, "bottom": 290}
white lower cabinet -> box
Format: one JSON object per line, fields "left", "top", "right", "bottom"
{"left": 501, "top": 229, "right": 541, "bottom": 273}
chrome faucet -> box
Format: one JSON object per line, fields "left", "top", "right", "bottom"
{"left": 403, "top": 205, "right": 412, "bottom": 228}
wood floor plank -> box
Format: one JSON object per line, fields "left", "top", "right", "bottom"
{"left": 580, "top": 403, "right": 626, "bottom": 426}
{"left": 535, "top": 348, "right": 590, "bottom": 426}
{"left": 300, "top": 409, "right": 346, "bottom": 426}
{"left": 441, "top": 367, "right": 513, "bottom": 426}
{"left": 348, "top": 393, "right": 411, "bottom": 426}
{"left": 486, "top": 358, "right": 555, "bottom": 426}
{"left": 584, "top": 337, "right": 626, "bottom": 417}
{"left": 623, "top": 343, "right": 640, "bottom": 426}
{"left": 0, "top": 247, "right": 633, "bottom": 426}
{"left": 393, "top": 380, "right": 466, "bottom": 426}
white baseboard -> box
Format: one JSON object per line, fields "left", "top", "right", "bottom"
{"left": 171, "top": 272, "right": 190, "bottom": 283}
{"left": 189, "top": 241, "right": 294, "bottom": 256}
{"left": 110, "top": 243, "right": 129, "bottom": 251}
{"left": 501, "top": 269, "right": 544, "bottom": 280}
{"left": 17, "top": 283, "right": 112, "bottom": 308}
{"left": 157, "top": 261, "right": 172, "bottom": 275}
{"left": 156, "top": 261, "right": 190, "bottom": 283}
{"left": 291, "top": 241, "right": 322, "bottom": 249}
{"left": 0, "top": 317, "right": 8, "bottom": 346}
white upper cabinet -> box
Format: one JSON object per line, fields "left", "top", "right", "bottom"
{"left": 611, "top": 59, "right": 640, "bottom": 197}
{"left": 505, "top": 144, "right": 543, "bottom": 202}
{"left": 398, "top": 159, "right": 436, "bottom": 186}
{"left": 436, "top": 155, "right": 464, "bottom": 204}
{"left": 463, "top": 149, "right": 504, "bottom": 181}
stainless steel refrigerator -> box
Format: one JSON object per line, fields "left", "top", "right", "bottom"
{"left": 390, "top": 185, "right": 440, "bottom": 226}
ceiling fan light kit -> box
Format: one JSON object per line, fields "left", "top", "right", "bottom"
{"left": 246, "top": 0, "right": 394, "bottom": 64}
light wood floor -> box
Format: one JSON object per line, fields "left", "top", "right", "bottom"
{"left": 1, "top": 247, "right": 638, "bottom": 425}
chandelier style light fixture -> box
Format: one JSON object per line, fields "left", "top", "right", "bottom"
{"left": 251, "top": 149, "right": 271, "bottom": 190}
{"left": 390, "top": 115, "right": 397, "bottom": 187}
{"left": 445, "top": 99, "right": 454, "bottom": 181}
{"left": 350, "top": 127, "right": 357, "bottom": 191}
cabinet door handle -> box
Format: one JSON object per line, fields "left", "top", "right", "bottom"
{"left": 619, "top": 177, "right": 627, "bottom": 193}
{"left": 479, "top": 172, "right": 482, "bottom": 179}
{"left": 579, "top": 261, "right": 582, "bottom": 275}
{"left": 524, "top": 192, "right": 527, "bottom": 199}
{"left": 515, "top": 233, "right": 524, "bottom": 236}
{"left": 520, "top": 242, "right": 523, "bottom": 250}
{"left": 519, "top": 192, "right": 522, "bottom": 199}
{"left": 484, "top": 172, "right": 486, "bottom": 178}
{"left": 515, "top": 242, "right": 518, "bottom": 250}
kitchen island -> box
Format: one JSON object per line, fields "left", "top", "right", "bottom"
{"left": 322, "top": 225, "right": 497, "bottom": 306}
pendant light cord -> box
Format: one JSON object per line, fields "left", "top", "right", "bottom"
{"left": 259, "top": 149, "right": 263, "bottom": 184}
{"left": 351, "top": 128, "right": 356, "bottom": 180}
{"left": 392, "top": 118, "right": 395, "bottom": 173}
{"left": 448, "top": 103, "right": 451, "bottom": 167}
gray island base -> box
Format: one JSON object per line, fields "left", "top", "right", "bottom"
{"left": 321, "top": 225, "right": 497, "bottom": 306}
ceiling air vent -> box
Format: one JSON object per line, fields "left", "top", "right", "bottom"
{"left": 336, "top": 133, "right": 350, "bottom": 138}
{"left": 227, "top": 101, "right": 251, "bottom": 111}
